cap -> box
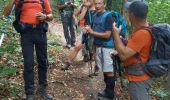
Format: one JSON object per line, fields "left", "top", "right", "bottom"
{"left": 124, "top": 0, "right": 148, "bottom": 19}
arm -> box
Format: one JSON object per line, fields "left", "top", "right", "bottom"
{"left": 46, "top": 12, "right": 53, "bottom": 21}
{"left": 72, "top": 8, "right": 80, "bottom": 24}
{"left": 70, "top": 2, "right": 77, "bottom": 8}
{"left": 36, "top": 0, "right": 53, "bottom": 22}
{"left": 86, "top": 28, "right": 112, "bottom": 39}
{"left": 79, "top": 6, "right": 88, "bottom": 21}
{"left": 112, "top": 22, "right": 136, "bottom": 61}
{"left": 79, "top": 1, "right": 91, "bottom": 21}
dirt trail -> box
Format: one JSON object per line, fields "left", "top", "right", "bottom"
{"left": 47, "top": 22, "right": 105, "bottom": 100}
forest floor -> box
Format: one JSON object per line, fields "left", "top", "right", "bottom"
{"left": 35, "top": 21, "right": 130, "bottom": 100}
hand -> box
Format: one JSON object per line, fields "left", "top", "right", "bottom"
{"left": 83, "top": 1, "right": 91, "bottom": 7}
{"left": 36, "top": 12, "right": 46, "bottom": 22}
{"left": 64, "top": 2, "right": 68, "bottom": 6}
{"left": 110, "top": 49, "right": 118, "bottom": 56}
{"left": 85, "top": 26, "right": 93, "bottom": 34}
{"left": 112, "top": 22, "right": 122, "bottom": 35}
{"left": 70, "top": 2, "right": 76, "bottom": 6}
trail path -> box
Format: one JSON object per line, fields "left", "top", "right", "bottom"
{"left": 47, "top": 21, "right": 106, "bottom": 100}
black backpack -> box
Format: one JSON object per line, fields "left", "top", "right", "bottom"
{"left": 13, "top": 0, "right": 47, "bottom": 33}
{"left": 128, "top": 23, "right": 170, "bottom": 78}
{"left": 143, "top": 23, "right": 170, "bottom": 78}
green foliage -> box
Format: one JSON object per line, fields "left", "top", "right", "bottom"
{"left": 151, "top": 78, "right": 170, "bottom": 99}
{"left": 106, "top": 0, "right": 124, "bottom": 13}
{"left": 151, "top": 88, "right": 170, "bottom": 98}
{"left": 147, "top": 0, "right": 170, "bottom": 24}
{"left": 0, "top": 80, "right": 22, "bottom": 99}
{"left": 0, "top": 64, "right": 17, "bottom": 77}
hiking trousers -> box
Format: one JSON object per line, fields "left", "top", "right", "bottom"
{"left": 61, "top": 13, "right": 76, "bottom": 46}
{"left": 129, "top": 79, "right": 152, "bottom": 100}
{"left": 20, "top": 28, "right": 48, "bottom": 95}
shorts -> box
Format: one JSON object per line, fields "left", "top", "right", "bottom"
{"left": 96, "top": 47, "right": 114, "bottom": 72}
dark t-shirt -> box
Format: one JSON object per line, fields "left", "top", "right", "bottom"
{"left": 105, "top": 13, "right": 114, "bottom": 31}
{"left": 95, "top": 12, "right": 114, "bottom": 31}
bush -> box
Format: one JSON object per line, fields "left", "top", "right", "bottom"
{"left": 147, "top": 0, "right": 170, "bottom": 24}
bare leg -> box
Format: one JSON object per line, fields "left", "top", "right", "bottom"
{"left": 67, "top": 40, "right": 83, "bottom": 62}
{"left": 61, "top": 40, "right": 83, "bottom": 70}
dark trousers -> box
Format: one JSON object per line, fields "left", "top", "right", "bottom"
{"left": 20, "top": 29, "right": 47, "bottom": 95}
{"left": 61, "top": 14, "right": 76, "bottom": 46}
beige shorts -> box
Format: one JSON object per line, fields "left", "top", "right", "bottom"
{"left": 96, "top": 47, "right": 114, "bottom": 72}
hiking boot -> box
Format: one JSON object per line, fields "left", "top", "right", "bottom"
{"left": 98, "top": 89, "right": 114, "bottom": 100}
{"left": 26, "top": 95, "right": 35, "bottom": 100}
{"left": 36, "top": 85, "right": 53, "bottom": 100}
{"left": 65, "top": 44, "right": 71, "bottom": 49}
{"left": 61, "top": 62, "right": 70, "bottom": 70}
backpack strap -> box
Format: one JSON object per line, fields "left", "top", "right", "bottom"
{"left": 40, "top": 0, "right": 46, "bottom": 14}
{"left": 15, "top": 0, "right": 24, "bottom": 21}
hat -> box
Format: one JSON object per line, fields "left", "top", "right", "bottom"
{"left": 124, "top": 0, "right": 148, "bottom": 19}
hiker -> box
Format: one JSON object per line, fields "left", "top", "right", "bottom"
{"left": 112, "top": 1, "right": 152, "bottom": 100}
{"left": 61, "top": 0, "right": 99, "bottom": 73}
{"left": 84, "top": 0, "right": 116, "bottom": 99}
{"left": 3, "top": 0, "right": 53, "bottom": 99}
{"left": 57, "top": 0, "right": 77, "bottom": 49}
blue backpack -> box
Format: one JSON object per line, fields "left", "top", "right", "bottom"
{"left": 93, "top": 11, "right": 127, "bottom": 48}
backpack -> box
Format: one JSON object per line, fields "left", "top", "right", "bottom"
{"left": 12, "top": 0, "right": 47, "bottom": 33}
{"left": 127, "top": 23, "right": 170, "bottom": 78}
{"left": 143, "top": 23, "right": 170, "bottom": 78}
{"left": 99, "top": 11, "right": 126, "bottom": 37}
{"left": 93, "top": 11, "right": 127, "bottom": 48}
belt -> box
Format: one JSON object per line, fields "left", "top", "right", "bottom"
{"left": 21, "top": 22, "right": 42, "bottom": 29}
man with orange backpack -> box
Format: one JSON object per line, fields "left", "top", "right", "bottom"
{"left": 3, "top": 0, "right": 53, "bottom": 99}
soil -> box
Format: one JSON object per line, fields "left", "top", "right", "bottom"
{"left": 45, "top": 21, "right": 130, "bottom": 100}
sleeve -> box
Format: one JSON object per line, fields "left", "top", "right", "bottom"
{"left": 105, "top": 14, "right": 114, "bottom": 31}
{"left": 44, "top": 0, "right": 52, "bottom": 13}
{"left": 127, "top": 30, "right": 151, "bottom": 53}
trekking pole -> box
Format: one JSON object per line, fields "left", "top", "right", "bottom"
{"left": 82, "top": 33, "right": 94, "bottom": 98}
{"left": 112, "top": 54, "right": 123, "bottom": 100}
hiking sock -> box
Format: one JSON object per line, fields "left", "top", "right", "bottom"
{"left": 105, "top": 76, "right": 115, "bottom": 99}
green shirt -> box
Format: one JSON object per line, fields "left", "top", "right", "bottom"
{"left": 58, "top": 0, "right": 75, "bottom": 13}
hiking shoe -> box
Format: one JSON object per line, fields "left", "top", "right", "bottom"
{"left": 61, "top": 62, "right": 70, "bottom": 70}
{"left": 26, "top": 95, "right": 35, "bottom": 100}
{"left": 65, "top": 44, "right": 71, "bottom": 49}
{"left": 94, "top": 65, "right": 99, "bottom": 76}
{"left": 71, "top": 44, "right": 75, "bottom": 47}
{"left": 36, "top": 85, "right": 53, "bottom": 100}
{"left": 98, "top": 90, "right": 114, "bottom": 100}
